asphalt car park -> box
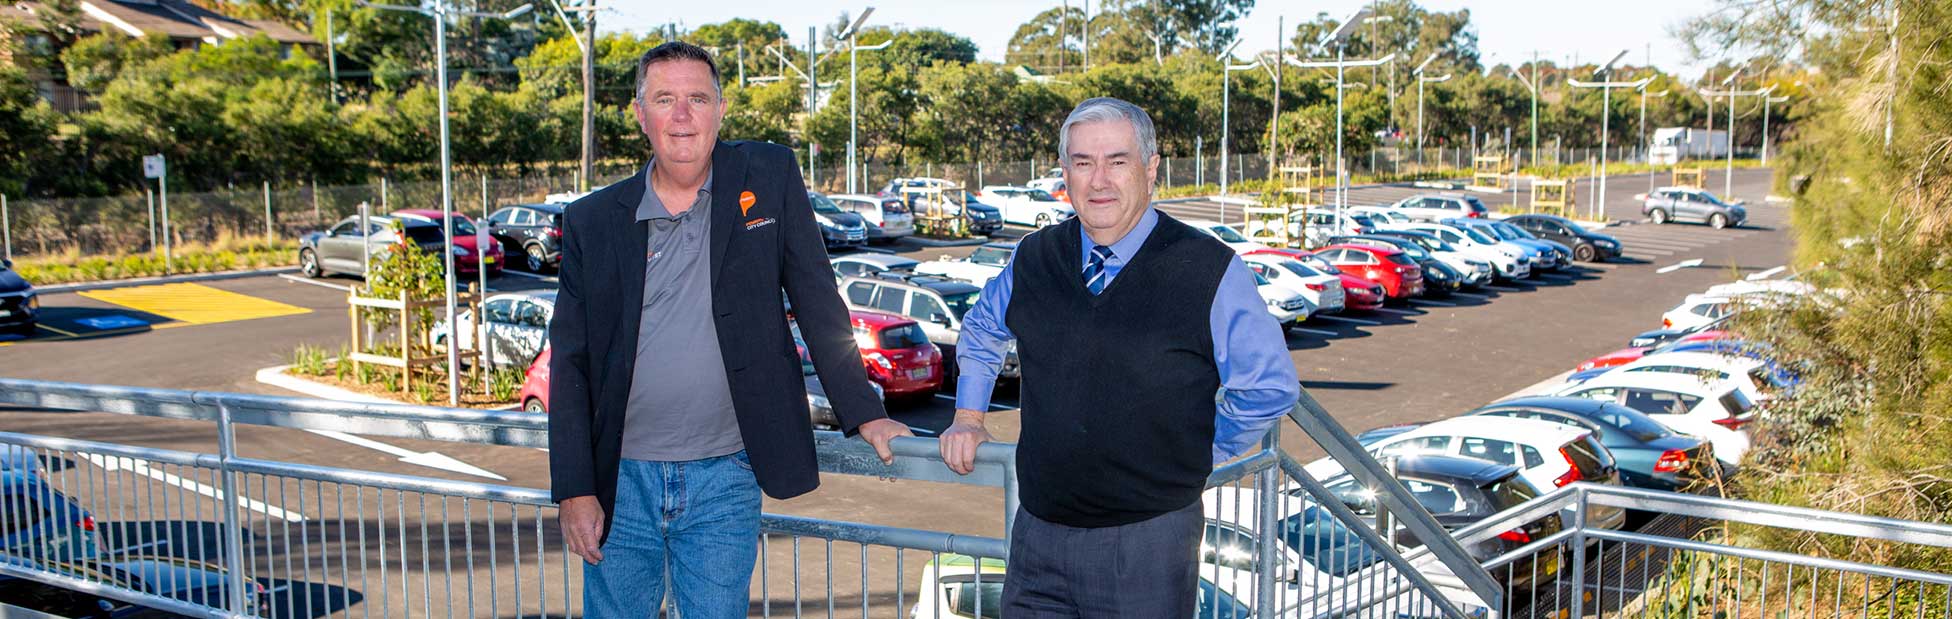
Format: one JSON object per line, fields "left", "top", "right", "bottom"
{"left": 0, "top": 168, "right": 1783, "bottom": 548}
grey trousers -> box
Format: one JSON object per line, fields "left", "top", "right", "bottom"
{"left": 1001, "top": 500, "right": 1205, "bottom": 618}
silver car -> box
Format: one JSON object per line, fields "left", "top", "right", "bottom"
{"left": 298, "top": 215, "right": 450, "bottom": 278}
{"left": 1643, "top": 187, "right": 1747, "bottom": 229}
{"left": 432, "top": 291, "right": 555, "bottom": 368}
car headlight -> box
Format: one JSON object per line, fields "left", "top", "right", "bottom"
{"left": 26, "top": 294, "right": 38, "bottom": 309}
{"left": 1597, "top": 239, "right": 1618, "bottom": 248}
{"left": 816, "top": 215, "right": 836, "bottom": 228}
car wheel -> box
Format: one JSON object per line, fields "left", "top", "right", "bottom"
{"left": 1709, "top": 213, "right": 1730, "bottom": 229}
{"left": 1035, "top": 213, "right": 1051, "bottom": 227}
{"left": 523, "top": 398, "right": 546, "bottom": 414}
{"left": 1574, "top": 244, "right": 1598, "bottom": 262}
{"left": 1650, "top": 209, "right": 1671, "bottom": 225}
{"left": 300, "top": 249, "right": 322, "bottom": 278}
{"left": 525, "top": 244, "right": 548, "bottom": 272}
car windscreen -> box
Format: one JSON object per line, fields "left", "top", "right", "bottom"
{"left": 1300, "top": 255, "right": 1338, "bottom": 272}
{"left": 808, "top": 193, "right": 846, "bottom": 215}
{"left": 1026, "top": 189, "right": 1059, "bottom": 201}
{"left": 969, "top": 247, "right": 1011, "bottom": 266}
{"left": 402, "top": 226, "right": 445, "bottom": 245}
{"left": 940, "top": 291, "right": 979, "bottom": 320}
{"left": 1462, "top": 227, "right": 1498, "bottom": 245}
{"left": 1590, "top": 403, "right": 1676, "bottom": 442}
{"left": 1721, "top": 389, "right": 1756, "bottom": 416}
{"left": 1563, "top": 435, "right": 1614, "bottom": 479}
{"left": 1388, "top": 242, "right": 1430, "bottom": 260}
{"left": 441, "top": 216, "right": 477, "bottom": 236}
{"left": 1495, "top": 223, "right": 1536, "bottom": 240}
{"left": 1484, "top": 224, "right": 1522, "bottom": 241}
{"left": 1251, "top": 269, "right": 1272, "bottom": 286}
{"left": 1482, "top": 473, "right": 1539, "bottom": 512}
{"left": 875, "top": 323, "right": 930, "bottom": 349}
{"left": 1208, "top": 225, "right": 1250, "bottom": 243}
{"left": 1385, "top": 253, "right": 1417, "bottom": 266}
{"left": 1349, "top": 214, "right": 1378, "bottom": 227}
{"left": 1279, "top": 261, "right": 1324, "bottom": 278}
{"left": 1463, "top": 196, "right": 1489, "bottom": 213}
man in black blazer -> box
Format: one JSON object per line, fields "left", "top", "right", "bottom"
{"left": 547, "top": 42, "right": 911, "bottom": 617}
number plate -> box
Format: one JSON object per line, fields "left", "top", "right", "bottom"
{"left": 908, "top": 367, "right": 930, "bottom": 379}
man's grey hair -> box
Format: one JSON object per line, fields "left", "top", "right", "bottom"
{"left": 1058, "top": 97, "right": 1158, "bottom": 166}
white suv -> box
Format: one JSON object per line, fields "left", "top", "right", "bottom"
{"left": 977, "top": 185, "right": 1073, "bottom": 227}
{"left": 1381, "top": 222, "right": 1530, "bottom": 280}
{"left": 1243, "top": 253, "right": 1346, "bottom": 317}
{"left": 1555, "top": 371, "right": 1756, "bottom": 466}
{"left": 1390, "top": 194, "right": 1491, "bottom": 222}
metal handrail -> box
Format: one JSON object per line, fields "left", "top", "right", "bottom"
{"left": 0, "top": 376, "right": 1503, "bottom": 618}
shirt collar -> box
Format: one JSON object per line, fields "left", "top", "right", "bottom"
{"left": 636, "top": 157, "right": 714, "bottom": 222}
{"left": 1080, "top": 207, "right": 1159, "bottom": 264}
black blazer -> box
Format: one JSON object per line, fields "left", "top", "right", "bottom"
{"left": 547, "top": 141, "right": 888, "bottom": 527}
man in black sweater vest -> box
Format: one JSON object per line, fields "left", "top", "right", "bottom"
{"left": 940, "top": 98, "right": 1302, "bottom": 616}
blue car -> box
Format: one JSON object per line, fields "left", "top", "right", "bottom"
{"left": 1, "top": 467, "right": 102, "bottom": 563}
{"left": 1446, "top": 218, "right": 1571, "bottom": 270}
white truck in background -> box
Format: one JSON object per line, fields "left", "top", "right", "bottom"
{"left": 1650, "top": 127, "right": 1729, "bottom": 164}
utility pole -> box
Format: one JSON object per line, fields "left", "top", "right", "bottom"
{"left": 1271, "top": 15, "right": 1282, "bottom": 168}
{"left": 839, "top": 8, "right": 884, "bottom": 194}
{"left": 1219, "top": 39, "right": 1259, "bottom": 199}
{"left": 324, "top": 8, "right": 338, "bottom": 99}
{"left": 547, "top": 0, "right": 600, "bottom": 192}
{"left": 1698, "top": 80, "right": 1778, "bottom": 195}
{"left": 1413, "top": 51, "right": 1450, "bottom": 165}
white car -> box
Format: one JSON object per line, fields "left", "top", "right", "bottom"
{"left": 1703, "top": 279, "right": 1815, "bottom": 298}
{"left": 1594, "top": 351, "right": 1779, "bottom": 405}
{"left": 1365, "top": 230, "right": 1494, "bottom": 286}
{"left": 1253, "top": 268, "right": 1311, "bottom": 326}
{"left": 1243, "top": 253, "right": 1346, "bottom": 316}
{"left": 1555, "top": 371, "right": 1756, "bottom": 466}
{"left": 1183, "top": 218, "right": 1270, "bottom": 254}
{"left": 430, "top": 291, "right": 555, "bottom": 368}
{"left": 913, "top": 242, "right": 1014, "bottom": 287}
{"left": 1660, "top": 294, "right": 1735, "bottom": 331}
{"left": 830, "top": 253, "right": 921, "bottom": 281}
{"left": 1026, "top": 175, "right": 1066, "bottom": 199}
{"left": 908, "top": 489, "right": 1489, "bottom": 619}
{"left": 1380, "top": 222, "right": 1530, "bottom": 280}
{"left": 977, "top": 185, "right": 1074, "bottom": 228}
{"left": 828, "top": 193, "right": 914, "bottom": 242}
{"left": 1347, "top": 206, "right": 1414, "bottom": 225}
{"left": 1388, "top": 194, "right": 1491, "bottom": 222}
{"left": 1304, "top": 416, "right": 1631, "bottom": 534}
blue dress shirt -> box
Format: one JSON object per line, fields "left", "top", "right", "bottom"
{"left": 955, "top": 208, "right": 1302, "bottom": 463}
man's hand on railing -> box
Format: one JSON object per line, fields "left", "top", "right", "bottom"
{"left": 939, "top": 409, "right": 994, "bottom": 475}
{"left": 559, "top": 495, "right": 606, "bottom": 565}
{"left": 857, "top": 418, "right": 915, "bottom": 465}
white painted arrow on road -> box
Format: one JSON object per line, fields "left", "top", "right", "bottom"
{"left": 85, "top": 454, "right": 307, "bottom": 522}
{"left": 307, "top": 430, "right": 507, "bottom": 480}
{"left": 1747, "top": 265, "right": 1787, "bottom": 281}
{"left": 1656, "top": 259, "right": 1705, "bottom": 274}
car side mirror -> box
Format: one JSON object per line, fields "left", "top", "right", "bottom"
{"left": 932, "top": 315, "right": 953, "bottom": 327}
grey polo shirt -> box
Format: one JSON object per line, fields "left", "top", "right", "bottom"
{"left": 620, "top": 161, "right": 745, "bottom": 461}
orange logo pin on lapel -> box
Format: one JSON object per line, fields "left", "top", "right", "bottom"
{"left": 739, "top": 191, "right": 757, "bottom": 216}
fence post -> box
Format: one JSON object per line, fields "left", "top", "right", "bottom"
{"left": 977, "top": 161, "right": 984, "bottom": 188}
{"left": 311, "top": 177, "right": 319, "bottom": 220}
{"left": 1570, "top": 485, "right": 1590, "bottom": 619}
{"left": 381, "top": 177, "right": 389, "bottom": 210}
{"left": 1, "top": 193, "right": 9, "bottom": 262}
{"left": 1254, "top": 427, "right": 1280, "bottom": 614}
{"left": 1164, "top": 156, "right": 1172, "bottom": 191}
{"left": 214, "top": 401, "right": 253, "bottom": 616}
{"left": 263, "top": 181, "right": 274, "bottom": 240}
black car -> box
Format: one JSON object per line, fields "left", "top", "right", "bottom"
{"left": 1328, "top": 234, "right": 1462, "bottom": 296}
{"left": 1315, "top": 454, "right": 1561, "bottom": 591}
{"left": 1504, "top": 214, "right": 1622, "bottom": 263}
{"left": 486, "top": 203, "right": 565, "bottom": 273}
{"left": 0, "top": 260, "right": 38, "bottom": 336}
{"left": 955, "top": 192, "right": 1004, "bottom": 235}
{"left": 1467, "top": 397, "right": 1719, "bottom": 492}
{"left": 809, "top": 192, "right": 870, "bottom": 250}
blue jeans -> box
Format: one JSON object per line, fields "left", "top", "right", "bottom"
{"left": 584, "top": 452, "right": 761, "bottom": 618}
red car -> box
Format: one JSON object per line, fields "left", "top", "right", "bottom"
{"left": 519, "top": 345, "right": 551, "bottom": 413}
{"left": 1312, "top": 243, "right": 1425, "bottom": 301}
{"left": 847, "top": 310, "right": 943, "bottom": 399}
{"left": 1574, "top": 331, "right": 1730, "bottom": 372}
{"left": 1248, "top": 248, "right": 1386, "bottom": 312}
{"left": 392, "top": 209, "right": 505, "bottom": 275}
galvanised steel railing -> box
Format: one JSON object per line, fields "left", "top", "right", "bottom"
{"left": 0, "top": 378, "right": 1504, "bottom": 618}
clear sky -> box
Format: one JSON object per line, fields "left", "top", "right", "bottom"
{"left": 604, "top": 0, "right": 1721, "bottom": 78}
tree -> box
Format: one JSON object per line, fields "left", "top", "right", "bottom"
{"left": 1074, "top": 63, "right": 1197, "bottom": 155}
{"left": 59, "top": 32, "right": 173, "bottom": 93}
{"left": 690, "top": 18, "right": 788, "bottom": 87}
{"left": 0, "top": 67, "right": 60, "bottom": 196}
{"left": 1004, "top": 6, "right": 1083, "bottom": 73}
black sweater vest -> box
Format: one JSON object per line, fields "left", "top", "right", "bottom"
{"left": 1005, "top": 213, "right": 1234, "bottom": 528}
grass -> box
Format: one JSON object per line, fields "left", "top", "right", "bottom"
{"left": 14, "top": 232, "right": 298, "bottom": 285}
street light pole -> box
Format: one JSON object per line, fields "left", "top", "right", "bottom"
{"left": 1567, "top": 49, "right": 1646, "bottom": 223}
{"left": 839, "top": 7, "right": 881, "bottom": 194}
{"left": 1218, "top": 40, "right": 1257, "bottom": 201}
{"left": 359, "top": 0, "right": 533, "bottom": 406}
{"left": 1291, "top": 7, "right": 1393, "bottom": 222}
{"left": 1412, "top": 51, "right": 1448, "bottom": 166}
{"left": 1506, "top": 64, "right": 1538, "bottom": 172}
{"left": 1763, "top": 93, "right": 1788, "bottom": 165}
{"left": 1639, "top": 84, "right": 1668, "bottom": 195}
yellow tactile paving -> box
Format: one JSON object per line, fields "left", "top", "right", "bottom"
{"left": 78, "top": 282, "right": 311, "bottom": 325}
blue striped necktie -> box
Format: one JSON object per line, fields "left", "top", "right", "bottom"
{"left": 1083, "top": 244, "right": 1114, "bottom": 295}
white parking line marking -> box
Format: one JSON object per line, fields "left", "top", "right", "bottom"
{"left": 1625, "top": 248, "right": 1676, "bottom": 257}
{"left": 278, "top": 274, "right": 354, "bottom": 292}
{"left": 1656, "top": 258, "right": 1705, "bottom": 274}
{"left": 86, "top": 454, "right": 306, "bottom": 522}
{"left": 1291, "top": 327, "right": 1340, "bottom": 337}
{"left": 1409, "top": 299, "right": 1455, "bottom": 307}
{"left": 1315, "top": 315, "right": 1381, "bottom": 326}
{"left": 500, "top": 270, "right": 558, "bottom": 282}
{"left": 1747, "top": 265, "right": 1788, "bottom": 280}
